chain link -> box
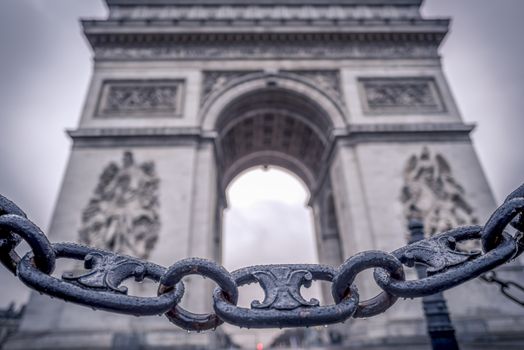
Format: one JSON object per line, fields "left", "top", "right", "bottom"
{"left": 213, "top": 264, "right": 359, "bottom": 328}
{"left": 17, "top": 242, "right": 183, "bottom": 316}
{"left": 374, "top": 226, "right": 518, "bottom": 298}
{"left": 480, "top": 271, "right": 524, "bottom": 307}
{"left": 159, "top": 258, "right": 238, "bottom": 331}
{"left": 0, "top": 195, "right": 29, "bottom": 274}
{"left": 332, "top": 251, "right": 405, "bottom": 318}
{"left": 0, "top": 183, "right": 523, "bottom": 330}
{"left": 0, "top": 207, "right": 55, "bottom": 275}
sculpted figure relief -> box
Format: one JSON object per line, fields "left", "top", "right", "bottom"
{"left": 79, "top": 151, "right": 160, "bottom": 259}
{"left": 401, "top": 147, "right": 478, "bottom": 237}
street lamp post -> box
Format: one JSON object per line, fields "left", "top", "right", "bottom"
{"left": 408, "top": 220, "right": 460, "bottom": 350}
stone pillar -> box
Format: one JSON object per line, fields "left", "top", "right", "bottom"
{"left": 312, "top": 179, "right": 344, "bottom": 304}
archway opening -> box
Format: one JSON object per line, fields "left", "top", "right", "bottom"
{"left": 212, "top": 84, "right": 343, "bottom": 347}
{"left": 222, "top": 166, "right": 321, "bottom": 347}
{"left": 222, "top": 166, "right": 318, "bottom": 270}
{"left": 216, "top": 87, "right": 331, "bottom": 192}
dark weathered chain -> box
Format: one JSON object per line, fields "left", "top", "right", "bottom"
{"left": 480, "top": 271, "right": 524, "bottom": 307}
{"left": 1, "top": 183, "right": 523, "bottom": 331}
{"left": 159, "top": 258, "right": 238, "bottom": 331}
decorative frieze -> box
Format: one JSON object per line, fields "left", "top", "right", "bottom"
{"left": 96, "top": 80, "right": 184, "bottom": 118}
{"left": 359, "top": 77, "right": 445, "bottom": 114}
{"left": 79, "top": 151, "right": 160, "bottom": 259}
{"left": 400, "top": 147, "right": 478, "bottom": 239}
{"left": 108, "top": 5, "right": 421, "bottom": 21}
{"left": 94, "top": 41, "right": 438, "bottom": 61}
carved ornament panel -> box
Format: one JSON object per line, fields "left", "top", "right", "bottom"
{"left": 359, "top": 77, "right": 445, "bottom": 114}
{"left": 96, "top": 80, "right": 184, "bottom": 118}
{"left": 201, "top": 70, "right": 344, "bottom": 109}
{"left": 201, "top": 71, "right": 260, "bottom": 106}
{"left": 282, "top": 70, "right": 345, "bottom": 107}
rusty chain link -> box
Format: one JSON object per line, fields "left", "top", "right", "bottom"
{"left": 1, "top": 183, "right": 523, "bottom": 331}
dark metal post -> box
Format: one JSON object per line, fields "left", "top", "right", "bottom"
{"left": 408, "top": 220, "right": 460, "bottom": 350}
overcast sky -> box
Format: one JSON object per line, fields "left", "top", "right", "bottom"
{"left": 0, "top": 0, "right": 523, "bottom": 325}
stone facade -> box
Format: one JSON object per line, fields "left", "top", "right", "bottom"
{"left": 6, "top": 0, "right": 524, "bottom": 349}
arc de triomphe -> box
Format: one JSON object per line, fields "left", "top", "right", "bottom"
{"left": 6, "top": 1, "right": 524, "bottom": 349}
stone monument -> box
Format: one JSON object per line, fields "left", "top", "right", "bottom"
{"left": 6, "top": 0, "right": 524, "bottom": 349}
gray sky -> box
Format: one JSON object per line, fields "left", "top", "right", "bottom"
{"left": 0, "top": 0, "right": 523, "bottom": 319}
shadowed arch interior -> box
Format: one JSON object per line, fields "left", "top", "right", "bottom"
{"left": 216, "top": 87, "right": 332, "bottom": 192}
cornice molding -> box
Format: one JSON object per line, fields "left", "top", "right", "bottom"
{"left": 68, "top": 123, "right": 473, "bottom": 147}
{"left": 84, "top": 29, "right": 447, "bottom": 46}
{"left": 82, "top": 18, "right": 449, "bottom": 59}
{"left": 68, "top": 127, "right": 211, "bottom": 148}
{"left": 83, "top": 18, "right": 449, "bottom": 38}
{"left": 68, "top": 127, "right": 207, "bottom": 138}
{"left": 83, "top": 25, "right": 447, "bottom": 61}
{"left": 340, "top": 122, "right": 475, "bottom": 144}
{"left": 346, "top": 122, "right": 474, "bottom": 134}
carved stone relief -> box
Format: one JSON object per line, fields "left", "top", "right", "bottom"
{"left": 360, "top": 77, "right": 445, "bottom": 114}
{"left": 110, "top": 5, "right": 421, "bottom": 21}
{"left": 79, "top": 151, "right": 160, "bottom": 259}
{"left": 201, "top": 71, "right": 260, "bottom": 106}
{"left": 201, "top": 70, "right": 344, "bottom": 109}
{"left": 97, "top": 80, "right": 184, "bottom": 117}
{"left": 283, "top": 70, "right": 345, "bottom": 108}
{"left": 400, "top": 147, "right": 478, "bottom": 238}
{"left": 94, "top": 41, "right": 438, "bottom": 61}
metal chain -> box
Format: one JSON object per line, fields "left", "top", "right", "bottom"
{"left": 480, "top": 271, "right": 524, "bottom": 307}
{"left": 1, "top": 183, "right": 523, "bottom": 331}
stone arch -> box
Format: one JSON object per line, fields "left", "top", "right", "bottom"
{"left": 211, "top": 83, "right": 340, "bottom": 195}
{"left": 206, "top": 73, "right": 347, "bottom": 307}
{"left": 200, "top": 72, "right": 347, "bottom": 132}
